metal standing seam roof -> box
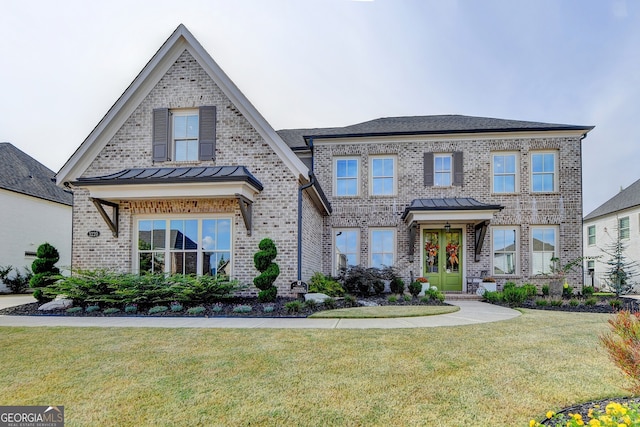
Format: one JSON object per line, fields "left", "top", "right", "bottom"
{"left": 277, "top": 115, "right": 594, "bottom": 148}
{"left": 401, "top": 198, "right": 504, "bottom": 220}
{"left": 0, "top": 142, "right": 73, "bottom": 206}
{"left": 73, "top": 166, "right": 264, "bottom": 191}
{"left": 584, "top": 177, "right": 640, "bottom": 221}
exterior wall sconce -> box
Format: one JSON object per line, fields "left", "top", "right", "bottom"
{"left": 444, "top": 222, "right": 451, "bottom": 232}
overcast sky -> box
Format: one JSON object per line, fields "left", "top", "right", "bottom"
{"left": 1, "top": 0, "right": 638, "bottom": 214}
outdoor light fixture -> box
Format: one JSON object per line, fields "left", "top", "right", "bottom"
{"left": 444, "top": 222, "right": 451, "bottom": 232}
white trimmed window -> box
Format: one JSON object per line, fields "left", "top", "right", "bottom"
{"left": 370, "top": 156, "right": 396, "bottom": 196}
{"left": 334, "top": 229, "right": 360, "bottom": 274}
{"left": 492, "top": 226, "right": 518, "bottom": 275}
{"left": 370, "top": 229, "right": 395, "bottom": 269}
{"left": 492, "top": 152, "right": 518, "bottom": 193}
{"left": 531, "top": 226, "right": 557, "bottom": 275}
{"left": 137, "top": 217, "right": 232, "bottom": 276}
{"left": 334, "top": 157, "right": 359, "bottom": 196}
{"left": 531, "top": 151, "right": 558, "bottom": 192}
{"left": 434, "top": 154, "right": 452, "bottom": 186}
{"left": 619, "top": 216, "right": 630, "bottom": 239}
{"left": 172, "top": 110, "right": 199, "bottom": 161}
{"left": 587, "top": 225, "right": 596, "bottom": 246}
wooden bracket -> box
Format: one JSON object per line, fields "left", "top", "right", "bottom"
{"left": 91, "top": 198, "right": 119, "bottom": 237}
{"left": 474, "top": 221, "right": 489, "bottom": 262}
{"left": 236, "top": 194, "right": 253, "bottom": 236}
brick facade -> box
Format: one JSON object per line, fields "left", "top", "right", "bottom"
{"left": 313, "top": 134, "right": 584, "bottom": 290}
{"left": 71, "top": 50, "right": 311, "bottom": 296}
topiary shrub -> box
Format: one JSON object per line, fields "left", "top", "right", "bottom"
{"left": 30, "top": 243, "right": 60, "bottom": 302}
{"left": 390, "top": 277, "right": 405, "bottom": 295}
{"left": 408, "top": 281, "right": 422, "bottom": 297}
{"left": 253, "top": 238, "right": 280, "bottom": 302}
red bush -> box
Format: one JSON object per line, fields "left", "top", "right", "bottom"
{"left": 600, "top": 310, "right": 640, "bottom": 394}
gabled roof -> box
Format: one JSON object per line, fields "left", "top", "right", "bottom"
{"left": 278, "top": 115, "right": 594, "bottom": 147}
{"left": 57, "top": 24, "right": 310, "bottom": 187}
{"left": 584, "top": 178, "right": 640, "bottom": 221}
{"left": 0, "top": 143, "right": 72, "bottom": 206}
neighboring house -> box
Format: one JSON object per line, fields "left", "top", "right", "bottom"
{"left": 0, "top": 143, "right": 72, "bottom": 292}
{"left": 583, "top": 179, "right": 640, "bottom": 291}
{"left": 56, "top": 25, "right": 593, "bottom": 296}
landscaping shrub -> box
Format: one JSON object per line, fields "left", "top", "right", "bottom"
{"left": 408, "top": 281, "right": 422, "bottom": 297}
{"left": 387, "top": 295, "right": 398, "bottom": 303}
{"left": 323, "top": 297, "right": 336, "bottom": 309}
{"left": 503, "top": 285, "right": 528, "bottom": 306}
{"left": 550, "top": 299, "right": 563, "bottom": 307}
{"left": 148, "top": 305, "right": 169, "bottom": 314}
{"left": 0, "top": 265, "right": 11, "bottom": 287}
{"left": 535, "top": 299, "right": 548, "bottom": 307}
{"left": 522, "top": 284, "right": 537, "bottom": 298}
{"left": 343, "top": 294, "right": 357, "bottom": 307}
{"left": 582, "top": 285, "right": 595, "bottom": 297}
{"left": 65, "top": 307, "right": 82, "bottom": 313}
{"left": 542, "top": 284, "right": 550, "bottom": 296}
{"left": 103, "top": 308, "right": 120, "bottom": 314}
{"left": 482, "top": 290, "right": 503, "bottom": 304}
{"left": 170, "top": 302, "right": 183, "bottom": 312}
{"left": 263, "top": 305, "right": 275, "bottom": 313}
{"left": 85, "top": 305, "right": 100, "bottom": 313}
{"left": 211, "top": 303, "right": 224, "bottom": 313}
{"left": 562, "top": 283, "right": 574, "bottom": 298}
{"left": 425, "top": 286, "right": 445, "bottom": 303}
{"left": 389, "top": 277, "right": 405, "bottom": 295}
{"left": 340, "top": 265, "right": 384, "bottom": 296}
{"left": 30, "top": 243, "right": 60, "bottom": 287}
{"left": 124, "top": 304, "right": 138, "bottom": 314}
{"left": 30, "top": 243, "right": 60, "bottom": 301}
{"left": 187, "top": 306, "right": 206, "bottom": 315}
{"left": 3, "top": 267, "right": 32, "bottom": 294}
{"left": 304, "top": 299, "right": 317, "bottom": 310}
{"left": 569, "top": 299, "right": 579, "bottom": 307}
{"left": 610, "top": 299, "right": 623, "bottom": 310}
{"left": 232, "top": 305, "right": 252, "bottom": 313}
{"left": 43, "top": 270, "right": 243, "bottom": 306}
{"left": 308, "top": 272, "right": 345, "bottom": 297}
{"left": 284, "top": 300, "right": 303, "bottom": 313}
{"left": 585, "top": 297, "right": 597, "bottom": 306}
{"left": 600, "top": 310, "right": 640, "bottom": 394}
{"left": 253, "top": 238, "right": 280, "bottom": 302}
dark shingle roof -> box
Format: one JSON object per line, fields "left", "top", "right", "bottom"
{"left": 277, "top": 115, "right": 594, "bottom": 148}
{"left": 73, "top": 166, "right": 264, "bottom": 191}
{"left": 584, "top": 178, "right": 640, "bottom": 221}
{"left": 0, "top": 143, "right": 72, "bottom": 206}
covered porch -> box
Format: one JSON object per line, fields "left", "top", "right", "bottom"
{"left": 402, "top": 198, "right": 504, "bottom": 293}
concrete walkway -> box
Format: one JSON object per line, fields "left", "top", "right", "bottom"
{"left": 0, "top": 295, "right": 521, "bottom": 329}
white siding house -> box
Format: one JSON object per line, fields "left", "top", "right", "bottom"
{"left": 584, "top": 178, "right": 640, "bottom": 292}
{"left": 0, "top": 143, "right": 73, "bottom": 292}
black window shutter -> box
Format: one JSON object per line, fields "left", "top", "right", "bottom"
{"left": 199, "top": 106, "right": 216, "bottom": 161}
{"left": 453, "top": 151, "right": 463, "bottom": 186}
{"left": 424, "top": 152, "right": 434, "bottom": 186}
{"left": 152, "top": 108, "right": 169, "bottom": 162}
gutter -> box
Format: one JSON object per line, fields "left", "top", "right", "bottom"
{"left": 293, "top": 171, "right": 316, "bottom": 289}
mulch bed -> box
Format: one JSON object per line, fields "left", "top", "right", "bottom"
{"left": 0, "top": 295, "right": 447, "bottom": 318}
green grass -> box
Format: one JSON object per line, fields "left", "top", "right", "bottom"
{"left": 0, "top": 309, "right": 627, "bottom": 426}
{"left": 309, "top": 305, "right": 459, "bottom": 318}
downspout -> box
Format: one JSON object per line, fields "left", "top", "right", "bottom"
{"left": 293, "top": 138, "right": 315, "bottom": 289}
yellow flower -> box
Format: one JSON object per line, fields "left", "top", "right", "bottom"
{"left": 588, "top": 409, "right": 594, "bottom": 419}
{"left": 529, "top": 420, "right": 537, "bottom": 427}
{"left": 623, "top": 415, "right": 631, "bottom": 425}
{"left": 588, "top": 420, "right": 601, "bottom": 427}
{"left": 547, "top": 411, "right": 555, "bottom": 419}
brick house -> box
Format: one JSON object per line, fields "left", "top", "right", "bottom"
{"left": 56, "top": 25, "right": 593, "bottom": 296}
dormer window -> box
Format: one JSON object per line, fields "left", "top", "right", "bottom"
{"left": 152, "top": 106, "right": 216, "bottom": 162}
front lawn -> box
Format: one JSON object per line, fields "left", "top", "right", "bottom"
{"left": 0, "top": 309, "right": 627, "bottom": 426}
